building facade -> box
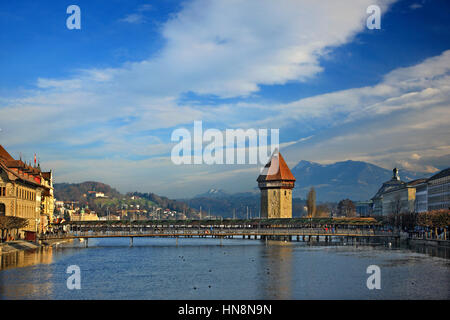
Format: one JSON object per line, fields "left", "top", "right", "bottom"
{"left": 414, "top": 181, "right": 428, "bottom": 213}
{"left": 371, "top": 168, "right": 406, "bottom": 216}
{"left": 355, "top": 200, "right": 373, "bottom": 217}
{"left": 257, "top": 151, "right": 296, "bottom": 219}
{"left": 0, "top": 145, "right": 54, "bottom": 240}
{"left": 371, "top": 166, "right": 450, "bottom": 215}
{"left": 381, "top": 181, "right": 419, "bottom": 215}
{"left": 427, "top": 168, "right": 450, "bottom": 211}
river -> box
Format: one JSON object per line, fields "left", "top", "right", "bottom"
{"left": 0, "top": 238, "right": 449, "bottom": 299}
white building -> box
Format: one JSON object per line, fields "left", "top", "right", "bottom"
{"left": 427, "top": 168, "right": 450, "bottom": 211}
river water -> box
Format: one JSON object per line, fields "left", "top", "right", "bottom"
{"left": 0, "top": 237, "right": 449, "bottom": 300}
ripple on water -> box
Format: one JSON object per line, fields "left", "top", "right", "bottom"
{"left": 0, "top": 238, "right": 448, "bottom": 300}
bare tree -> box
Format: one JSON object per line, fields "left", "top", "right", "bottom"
{"left": 337, "top": 199, "right": 356, "bottom": 217}
{"left": 391, "top": 194, "right": 403, "bottom": 216}
{"left": 390, "top": 194, "right": 403, "bottom": 228}
{"left": 315, "top": 204, "right": 330, "bottom": 218}
{"left": 0, "top": 216, "right": 29, "bottom": 241}
{"left": 0, "top": 216, "right": 7, "bottom": 242}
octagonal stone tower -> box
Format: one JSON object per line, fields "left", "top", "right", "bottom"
{"left": 257, "top": 150, "right": 296, "bottom": 219}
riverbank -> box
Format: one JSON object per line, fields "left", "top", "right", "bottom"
{"left": 0, "top": 240, "right": 39, "bottom": 255}
{"left": 0, "top": 239, "right": 73, "bottom": 255}
{"left": 408, "top": 238, "right": 450, "bottom": 248}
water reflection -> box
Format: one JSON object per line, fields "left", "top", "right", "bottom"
{"left": 1, "top": 246, "right": 54, "bottom": 271}
{"left": 0, "top": 238, "right": 448, "bottom": 300}
{"left": 0, "top": 247, "right": 55, "bottom": 299}
{"left": 405, "top": 244, "right": 450, "bottom": 260}
{"left": 260, "top": 240, "right": 294, "bottom": 299}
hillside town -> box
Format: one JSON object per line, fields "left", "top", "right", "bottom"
{"left": 54, "top": 198, "right": 188, "bottom": 223}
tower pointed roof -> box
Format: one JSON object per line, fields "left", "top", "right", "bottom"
{"left": 257, "top": 150, "right": 296, "bottom": 182}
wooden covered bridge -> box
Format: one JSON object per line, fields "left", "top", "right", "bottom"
{"left": 41, "top": 217, "right": 399, "bottom": 246}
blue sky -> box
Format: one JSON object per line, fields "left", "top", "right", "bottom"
{"left": 1, "top": 0, "right": 449, "bottom": 198}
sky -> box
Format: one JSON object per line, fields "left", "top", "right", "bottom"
{"left": 0, "top": 0, "right": 449, "bottom": 198}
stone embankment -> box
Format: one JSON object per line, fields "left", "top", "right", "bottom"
{"left": 0, "top": 239, "right": 73, "bottom": 255}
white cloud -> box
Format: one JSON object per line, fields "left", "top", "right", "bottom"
{"left": 119, "top": 13, "right": 146, "bottom": 24}
{"left": 118, "top": 0, "right": 395, "bottom": 97}
{"left": 409, "top": 3, "right": 423, "bottom": 10}
{"left": 2, "top": 0, "right": 397, "bottom": 144}
{"left": 262, "top": 50, "right": 450, "bottom": 128}
{"left": 118, "top": 4, "right": 152, "bottom": 24}
{"left": 138, "top": 4, "right": 152, "bottom": 12}
{"left": 282, "top": 50, "right": 450, "bottom": 173}
{"left": 7, "top": 0, "right": 450, "bottom": 196}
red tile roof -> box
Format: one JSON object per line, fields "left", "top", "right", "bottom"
{"left": 257, "top": 151, "right": 296, "bottom": 182}
{"left": 0, "top": 144, "right": 50, "bottom": 189}
{"left": 0, "top": 144, "right": 14, "bottom": 162}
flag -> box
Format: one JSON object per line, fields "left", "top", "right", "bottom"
{"left": 34, "top": 153, "right": 36, "bottom": 166}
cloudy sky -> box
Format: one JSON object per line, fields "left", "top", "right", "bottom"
{"left": 0, "top": 0, "right": 449, "bottom": 198}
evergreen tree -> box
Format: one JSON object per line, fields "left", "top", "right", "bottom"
{"left": 307, "top": 187, "right": 316, "bottom": 217}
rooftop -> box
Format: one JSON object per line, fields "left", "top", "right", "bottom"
{"left": 0, "top": 144, "right": 52, "bottom": 189}
{"left": 257, "top": 151, "right": 296, "bottom": 182}
{"left": 429, "top": 167, "right": 450, "bottom": 181}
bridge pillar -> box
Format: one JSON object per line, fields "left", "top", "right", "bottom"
{"left": 316, "top": 235, "right": 319, "bottom": 242}
{"left": 85, "top": 238, "right": 88, "bottom": 248}
{"left": 288, "top": 236, "right": 292, "bottom": 242}
{"left": 243, "top": 235, "right": 245, "bottom": 239}
{"left": 303, "top": 235, "right": 305, "bottom": 242}
{"left": 308, "top": 235, "right": 311, "bottom": 242}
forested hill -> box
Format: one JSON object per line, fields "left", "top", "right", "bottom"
{"left": 53, "top": 182, "right": 199, "bottom": 218}
{"left": 54, "top": 181, "right": 121, "bottom": 201}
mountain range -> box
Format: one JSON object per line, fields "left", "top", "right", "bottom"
{"left": 191, "top": 160, "right": 433, "bottom": 204}
{"left": 290, "top": 160, "right": 431, "bottom": 201}
{"left": 53, "top": 160, "right": 439, "bottom": 218}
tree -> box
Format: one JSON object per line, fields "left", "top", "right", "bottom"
{"left": 337, "top": 199, "right": 356, "bottom": 217}
{"left": 0, "top": 216, "right": 7, "bottom": 241}
{"left": 315, "top": 204, "right": 330, "bottom": 218}
{"left": 418, "top": 209, "right": 450, "bottom": 228}
{"left": 0, "top": 216, "right": 29, "bottom": 241}
{"left": 306, "top": 187, "right": 316, "bottom": 218}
